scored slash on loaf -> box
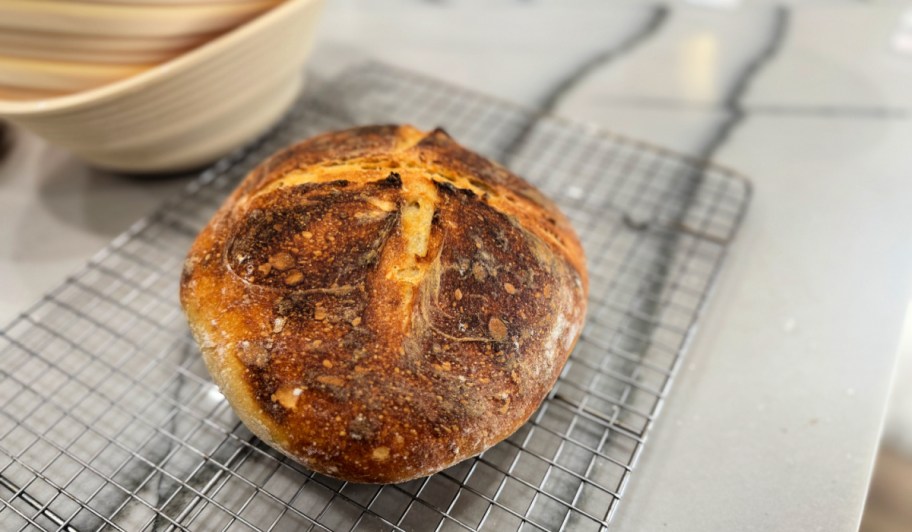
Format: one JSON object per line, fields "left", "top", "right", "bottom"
{"left": 180, "top": 125, "right": 588, "bottom": 483}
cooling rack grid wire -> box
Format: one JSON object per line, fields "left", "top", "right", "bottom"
{"left": 0, "top": 63, "right": 750, "bottom": 532}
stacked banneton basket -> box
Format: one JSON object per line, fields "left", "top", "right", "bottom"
{"left": 0, "top": 0, "right": 325, "bottom": 172}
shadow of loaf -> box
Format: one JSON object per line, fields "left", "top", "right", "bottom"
{"left": 180, "top": 125, "right": 588, "bottom": 483}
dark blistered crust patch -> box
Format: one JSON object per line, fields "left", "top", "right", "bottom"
{"left": 226, "top": 182, "right": 400, "bottom": 290}
{"left": 424, "top": 187, "right": 552, "bottom": 346}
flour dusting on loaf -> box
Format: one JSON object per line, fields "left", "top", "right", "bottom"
{"left": 180, "top": 125, "right": 587, "bottom": 483}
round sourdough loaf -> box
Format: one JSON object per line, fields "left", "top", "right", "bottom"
{"left": 180, "top": 125, "right": 588, "bottom": 483}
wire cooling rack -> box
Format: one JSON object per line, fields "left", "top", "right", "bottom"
{"left": 0, "top": 62, "right": 750, "bottom": 531}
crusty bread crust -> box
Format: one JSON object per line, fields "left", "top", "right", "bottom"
{"left": 180, "top": 125, "right": 587, "bottom": 483}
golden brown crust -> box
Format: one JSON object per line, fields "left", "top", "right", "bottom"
{"left": 180, "top": 125, "right": 587, "bottom": 483}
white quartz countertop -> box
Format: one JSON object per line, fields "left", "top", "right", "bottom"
{"left": 2, "top": 2, "right": 911, "bottom": 530}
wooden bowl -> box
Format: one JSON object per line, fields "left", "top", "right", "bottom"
{"left": 0, "top": 0, "right": 325, "bottom": 172}
{"left": 0, "top": 0, "right": 282, "bottom": 39}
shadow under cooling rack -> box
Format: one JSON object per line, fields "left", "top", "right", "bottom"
{"left": 0, "top": 62, "right": 750, "bottom": 531}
